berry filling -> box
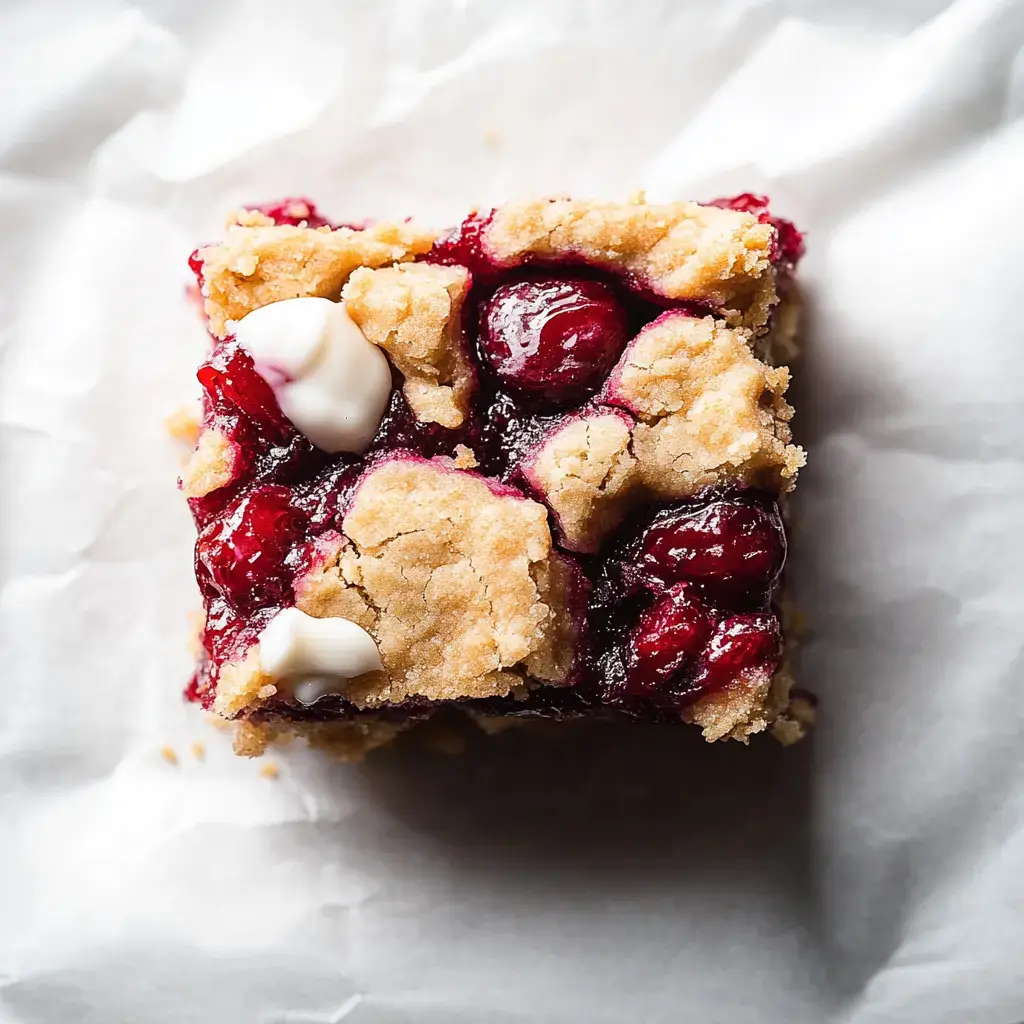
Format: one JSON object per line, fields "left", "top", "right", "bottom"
{"left": 478, "top": 276, "right": 629, "bottom": 402}
{"left": 185, "top": 197, "right": 802, "bottom": 726}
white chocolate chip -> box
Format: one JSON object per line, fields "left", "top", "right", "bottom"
{"left": 256, "top": 607, "right": 383, "bottom": 704}
{"left": 232, "top": 297, "right": 392, "bottom": 453}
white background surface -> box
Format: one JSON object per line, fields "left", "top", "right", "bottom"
{"left": 1, "top": 1, "right": 1023, "bottom": 1021}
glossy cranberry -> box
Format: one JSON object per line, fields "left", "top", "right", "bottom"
{"left": 198, "top": 343, "right": 293, "bottom": 441}
{"left": 638, "top": 500, "right": 785, "bottom": 597}
{"left": 247, "top": 197, "right": 331, "bottom": 228}
{"left": 624, "top": 584, "right": 714, "bottom": 697}
{"left": 195, "top": 486, "right": 307, "bottom": 611}
{"left": 478, "top": 276, "right": 629, "bottom": 402}
{"left": 688, "top": 613, "right": 782, "bottom": 699}
{"left": 427, "top": 210, "right": 496, "bottom": 279}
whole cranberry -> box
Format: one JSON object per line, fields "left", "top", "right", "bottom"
{"left": 688, "top": 613, "right": 782, "bottom": 699}
{"left": 624, "top": 584, "right": 714, "bottom": 697}
{"left": 639, "top": 499, "right": 785, "bottom": 600}
{"left": 478, "top": 276, "right": 629, "bottom": 402}
{"left": 197, "top": 343, "right": 293, "bottom": 441}
{"left": 195, "top": 486, "right": 307, "bottom": 611}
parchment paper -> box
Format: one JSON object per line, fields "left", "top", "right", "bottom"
{"left": 2, "top": 1, "right": 1023, "bottom": 1021}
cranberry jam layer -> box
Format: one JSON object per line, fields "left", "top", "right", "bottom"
{"left": 182, "top": 195, "right": 812, "bottom": 757}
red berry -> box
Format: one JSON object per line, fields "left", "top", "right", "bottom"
{"left": 688, "top": 613, "right": 782, "bottom": 698}
{"left": 195, "top": 486, "right": 307, "bottom": 611}
{"left": 197, "top": 343, "right": 293, "bottom": 441}
{"left": 639, "top": 500, "right": 785, "bottom": 596}
{"left": 624, "top": 584, "right": 714, "bottom": 697}
{"left": 478, "top": 276, "right": 629, "bottom": 402}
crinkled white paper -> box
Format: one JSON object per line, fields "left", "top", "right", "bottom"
{"left": 2, "top": 1, "right": 1023, "bottom": 1021}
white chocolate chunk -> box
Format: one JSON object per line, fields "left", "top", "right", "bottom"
{"left": 232, "top": 297, "right": 392, "bottom": 453}
{"left": 256, "top": 607, "right": 383, "bottom": 703}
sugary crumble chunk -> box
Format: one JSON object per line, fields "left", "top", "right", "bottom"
{"left": 485, "top": 197, "right": 777, "bottom": 330}
{"left": 343, "top": 264, "right": 474, "bottom": 428}
{"left": 165, "top": 400, "right": 202, "bottom": 446}
{"left": 603, "top": 313, "right": 804, "bottom": 497}
{"left": 214, "top": 646, "right": 275, "bottom": 717}
{"left": 180, "top": 428, "right": 235, "bottom": 499}
{"left": 304, "top": 457, "right": 579, "bottom": 706}
{"left": 682, "top": 668, "right": 774, "bottom": 742}
{"left": 197, "top": 220, "right": 439, "bottom": 338}
{"left": 521, "top": 409, "right": 638, "bottom": 553}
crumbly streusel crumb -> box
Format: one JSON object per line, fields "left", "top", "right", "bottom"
{"left": 198, "top": 220, "right": 439, "bottom": 338}
{"left": 180, "top": 428, "right": 235, "bottom": 499}
{"left": 452, "top": 444, "right": 478, "bottom": 469}
{"left": 302, "top": 458, "right": 578, "bottom": 706}
{"left": 606, "top": 313, "right": 804, "bottom": 497}
{"left": 343, "top": 263, "right": 474, "bottom": 428}
{"left": 683, "top": 668, "right": 775, "bottom": 742}
{"left": 214, "top": 646, "right": 274, "bottom": 717}
{"left": 523, "top": 410, "right": 639, "bottom": 553}
{"left": 160, "top": 746, "right": 178, "bottom": 765}
{"left": 165, "top": 401, "right": 202, "bottom": 446}
{"left": 486, "top": 198, "right": 778, "bottom": 330}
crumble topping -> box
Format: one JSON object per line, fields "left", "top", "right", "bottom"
{"left": 212, "top": 457, "right": 580, "bottom": 718}
{"left": 522, "top": 409, "right": 639, "bottom": 553}
{"left": 604, "top": 313, "right": 804, "bottom": 497}
{"left": 343, "top": 264, "right": 474, "bottom": 428}
{"left": 331, "top": 457, "right": 578, "bottom": 704}
{"left": 198, "top": 219, "right": 439, "bottom": 338}
{"left": 485, "top": 197, "right": 778, "bottom": 330}
{"left": 180, "top": 428, "right": 235, "bottom": 498}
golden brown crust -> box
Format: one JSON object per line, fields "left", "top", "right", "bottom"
{"left": 486, "top": 197, "right": 777, "bottom": 330}
{"left": 230, "top": 717, "right": 407, "bottom": 760}
{"left": 343, "top": 263, "right": 473, "bottom": 428}
{"left": 332, "top": 458, "right": 577, "bottom": 705}
{"left": 523, "top": 411, "right": 639, "bottom": 553}
{"left": 180, "top": 428, "right": 235, "bottom": 499}
{"left": 606, "top": 314, "right": 804, "bottom": 497}
{"left": 197, "top": 220, "right": 439, "bottom": 338}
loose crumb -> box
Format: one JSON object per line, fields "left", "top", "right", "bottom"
{"left": 164, "top": 401, "right": 202, "bottom": 446}
{"left": 160, "top": 746, "right": 178, "bottom": 766}
{"left": 259, "top": 761, "right": 280, "bottom": 779}
{"left": 482, "top": 128, "right": 503, "bottom": 148}
{"left": 190, "top": 741, "right": 206, "bottom": 761}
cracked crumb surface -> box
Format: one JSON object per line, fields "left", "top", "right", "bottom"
{"left": 523, "top": 410, "right": 638, "bottom": 553}
{"left": 197, "top": 219, "right": 439, "bottom": 338}
{"left": 180, "top": 428, "right": 235, "bottom": 499}
{"left": 486, "top": 197, "right": 778, "bottom": 330}
{"left": 343, "top": 263, "right": 473, "bottom": 428}
{"left": 604, "top": 313, "right": 804, "bottom": 497}
{"left": 304, "top": 457, "right": 579, "bottom": 706}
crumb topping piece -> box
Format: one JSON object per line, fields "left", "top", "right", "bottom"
{"left": 485, "top": 197, "right": 778, "bottom": 330}
{"left": 198, "top": 219, "right": 439, "bottom": 338}
{"left": 343, "top": 264, "right": 474, "bottom": 428}
{"left": 521, "top": 409, "right": 638, "bottom": 553}
{"left": 307, "top": 458, "right": 579, "bottom": 705}
{"left": 604, "top": 313, "right": 804, "bottom": 497}
{"left": 180, "top": 428, "right": 235, "bottom": 499}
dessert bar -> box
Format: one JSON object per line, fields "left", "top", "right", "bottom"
{"left": 181, "top": 194, "right": 812, "bottom": 756}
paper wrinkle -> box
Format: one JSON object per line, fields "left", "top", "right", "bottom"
{"left": 1, "top": 1, "right": 1023, "bottom": 1022}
